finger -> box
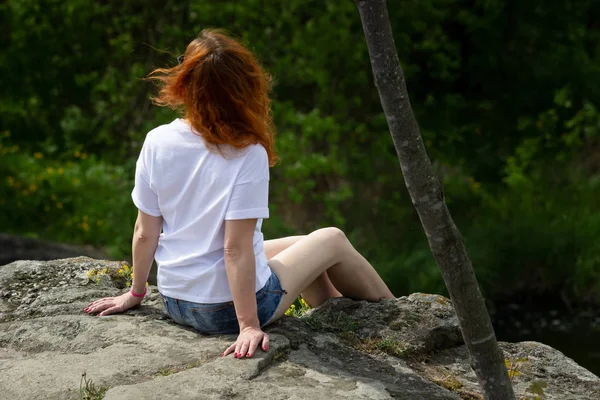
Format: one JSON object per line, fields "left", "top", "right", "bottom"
{"left": 85, "top": 299, "right": 112, "bottom": 311}
{"left": 235, "top": 342, "right": 243, "bottom": 359}
{"left": 87, "top": 298, "right": 113, "bottom": 307}
{"left": 87, "top": 301, "right": 114, "bottom": 313}
{"left": 261, "top": 333, "right": 270, "bottom": 352}
{"left": 98, "top": 305, "right": 121, "bottom": 317}
{"left": 239, "top": 341, "right": 250, "bottom": 359}
{"left": 223, "top": 342, "right": 236, "bottom": 357}
{"left": 246, "top": 338, "right": 260, "bottom": 358}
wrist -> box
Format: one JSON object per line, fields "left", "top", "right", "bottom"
{"left": 130, "top": 287, "right": 147, "bottom": 298}
{"left": 131, "top": 280, "right": 148, "bottom": 296}
{"left": 238, "top": 317, "right": 260, "bottom": 331}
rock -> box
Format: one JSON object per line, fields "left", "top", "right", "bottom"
{"left": 1, "top": 257, "right": 598, "bottom": 400}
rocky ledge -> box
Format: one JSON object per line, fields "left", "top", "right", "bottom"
{"left": 0, "top": 257, "right": 598, "bottom": 400}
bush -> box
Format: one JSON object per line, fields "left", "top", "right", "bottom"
{"left": 0, "top": 132, "right": 136, "bottom": 258}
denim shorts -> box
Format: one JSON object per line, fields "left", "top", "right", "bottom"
{"left": 159, "top": 268, "right": 286, "bottom": 335}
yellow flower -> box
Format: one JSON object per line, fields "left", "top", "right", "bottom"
{"left": 96, "top": 220, "right": 104, "bottom": 226}
{"left": 11, "top": 145, "right": 18, "bottom": 153}
{"left": 56, "top": 202, "right": 63, "bottom": 209}
{"left": 72, "top": 178, "right": 79, "bottom": 185}
{"left": 102, "top": 268, "right": 109, "bottom": 274}
{"left": 29, "top": 183, "right": 37, "bottom": 192}
{"left": 34, "top": 152, "right": 43, "bottom": 159}
{"left": 46, "top": 167, "right": 54, "bottom": 174}
{"left": 57, "top": 167, "right": 64, "bottom": 175}
{"left": 22, "top": 189, "right": 30, "bottom": 196}
{"left": 3, "top": 130, "right": 9, "bottom": 137}
{"left": 81, "top": 153, "right": 88, "bottom": 159}
{"left": 74, "top": 151, "right": 80, "bottom": 158}
{"left": 82, "top": 221, "right": 89, "bottom": 232}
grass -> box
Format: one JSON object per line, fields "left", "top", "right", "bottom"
{"left": 80, "top": 373, "right": 107, "bottom": 400}
{"left": 272, "top": 349, "right": 289, "bottom": 363}
{"left": 375, "top": 337, "right": 412, "bottom": 358}
{"left": 417, "top": 367, "right": 483, "bottom": 400}
{"left": 304, "top": 309, "right": 359, "bottom": 332}
{"left": 336, "top": 332, "right": 415, "bottom": 359}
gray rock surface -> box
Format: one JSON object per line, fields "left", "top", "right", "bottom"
{"left": 1, "top": 257, "right": 598, "bottom": 399}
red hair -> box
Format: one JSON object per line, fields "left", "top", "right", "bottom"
{"left": 148, "top": 29, "right": 278, "bottom": 166}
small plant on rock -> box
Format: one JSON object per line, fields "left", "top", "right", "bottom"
{"left": 505, "top": 357, "right": 529, "bottom": 381}
{"left": 85, "top": 262, "right": 138, "bottom": 288}
{"left": 505, "top": 357, "right": 548, "bottom": 399}
{"left": 519, "top": 380, "right": 548, "bottom": 400}
{"left": 80, "top": 372, "right": 107, "bottom": 400}
{"left": 285, "top": 296, "right": 310, "bottom": 317}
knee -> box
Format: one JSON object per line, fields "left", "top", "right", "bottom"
{"left": 312, "top": 227, "right": 348, "bottom": 247}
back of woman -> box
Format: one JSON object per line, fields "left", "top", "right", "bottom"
{"left": 133, "top": 121, "right": 271, "bottom": 303}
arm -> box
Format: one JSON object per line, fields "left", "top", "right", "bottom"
{"left": 131, "top": 210, "right": 163, "bottom": 295}
{"left": 85, "top": 210, "right": 162, "bottom": 316}
{"left": 222, "top": 218, "right": 269, "bottom": 358}
{"left": 223, "top": 218, "right": 260, "bottom": 330}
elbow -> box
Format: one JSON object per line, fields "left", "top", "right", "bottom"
{"left": 133, "top": 230, "right": 159, "bottom": 245}
{"left": 223, "top": 245, "right": 242, "bottom": 261}
{"left": 223, "top": 242, "right": 252, "bottom": 263}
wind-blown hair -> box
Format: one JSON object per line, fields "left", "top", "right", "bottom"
{"left": 147, "top": 29, "right": 278, "bottom": 166}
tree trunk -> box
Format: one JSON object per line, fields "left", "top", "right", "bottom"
{"left": 353, "top": 1, "right": 516, "bottom": 399}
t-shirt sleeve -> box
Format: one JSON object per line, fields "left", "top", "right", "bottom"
{"left": 131, "top": 139, "right": 162, "bottom": 217}
{"left": 224, "top": 145, "right": 270, "bottom": 220}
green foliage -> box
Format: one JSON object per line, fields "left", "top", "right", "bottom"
{"left": 1, "top": 0, "right": 599, "bottom": 306}
{"left": 0, "top": 133, "right": 135, "bottom": 257}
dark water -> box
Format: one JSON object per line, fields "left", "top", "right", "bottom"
{"left": 493, "top": 303, "right": 600, "bottom": 376}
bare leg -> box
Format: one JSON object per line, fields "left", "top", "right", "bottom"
{"left": 266, "top": 228, "right": 394, "bottom": 324}
{"left": 264, "top": 236, "right": 342, "bottom": 306}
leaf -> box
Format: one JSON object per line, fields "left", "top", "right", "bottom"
{"left": 508, "top": 370, "right": 521, "bottom": 379}
{"left": 528, "top": 380, "right": 548, "bottom": 396}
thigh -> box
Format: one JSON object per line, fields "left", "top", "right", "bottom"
{"left": 264, "top": 236, "right": 305, "bottom": 259}
{"left": 266, "top": 228, "right": 343, "bottom": 321}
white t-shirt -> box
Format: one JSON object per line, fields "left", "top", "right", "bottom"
{"left": 131, "top": 118, "right": 272, "bottom": 303}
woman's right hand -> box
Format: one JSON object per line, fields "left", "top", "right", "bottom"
{"left": 222, "top": 326, "right": 269, "bottom": 359}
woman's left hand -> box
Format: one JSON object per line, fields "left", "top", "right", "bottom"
{"left": 84, "top": 292, "right": 143, "bottom": 316}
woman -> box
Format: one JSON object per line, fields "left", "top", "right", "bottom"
{"left": 84, "top": 29, "right": 394, "bottom": 359}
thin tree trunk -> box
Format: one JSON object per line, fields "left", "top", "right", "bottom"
{"left": 353, "top": 1, "right": 516, "bottom": 399}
